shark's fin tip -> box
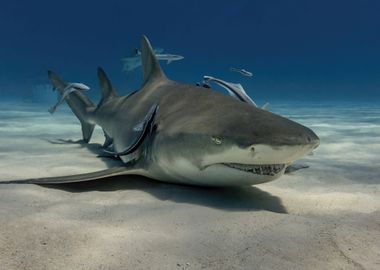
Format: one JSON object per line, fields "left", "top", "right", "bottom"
{"left": 140, "top": 35, "right": 166, "bottom": 86}
{"left": 97, "top": 67, "right": 117, "bottom": 101}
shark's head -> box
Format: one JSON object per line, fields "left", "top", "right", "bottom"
{"left": 148, "top": 86, "right": 319, "bottom": 186}
{"left": 138, "top": 35, "right": 319, "bottom": 186}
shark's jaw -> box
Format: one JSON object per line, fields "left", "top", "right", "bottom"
{"left": 219, "top": 163, "right": 286, "bottom": 176}
{"left": 150, "top": 152, "right": 290, "bottom": 186}
{"left": 150, "top": 143, "right": 315, "bottom": 186}
{"left": 194, "top": 162, "right": 288, "bottom": 186}
{"left": 193, "top": 144, "right": 316, "bottom": 185}
{"left": 150, "top": 158, "right": 287, "bottom": 186}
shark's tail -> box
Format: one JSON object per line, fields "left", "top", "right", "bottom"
{"left": 48, "top": 71, "right": 96, "bottom": 143}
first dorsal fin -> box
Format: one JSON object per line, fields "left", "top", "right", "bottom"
{"left": 97, "top": 67, "right": 117, "bottom": 101}
{"left": 141, "top": 35, "right": 166, "bottom": 86}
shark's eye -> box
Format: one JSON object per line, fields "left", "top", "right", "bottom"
{"left": 211, "top": 136, "right": 223, "bottom": 145}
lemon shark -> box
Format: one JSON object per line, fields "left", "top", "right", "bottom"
{"left": 2, "top": 36, "right": 319, "bottom": 186}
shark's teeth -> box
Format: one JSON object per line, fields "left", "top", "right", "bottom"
{"left": 222, "top": 163, "right": 285, "bottom": 176}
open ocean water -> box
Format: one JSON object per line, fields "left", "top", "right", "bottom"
{"left": 1, "top": 1, "right": 379, "bottom": 269}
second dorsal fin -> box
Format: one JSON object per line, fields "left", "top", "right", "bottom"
{"left": 97, "top": 67, "right": 117, "bottom": 101}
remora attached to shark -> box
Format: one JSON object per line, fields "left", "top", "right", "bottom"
{"left": 2, "top": 36, "right": 319, "bottom": 186}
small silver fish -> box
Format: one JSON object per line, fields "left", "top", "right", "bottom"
{"left": 230, "top": 67, "right": 253, "bottom": 77}
{"left": 49, "top": 83, "right": 90, "bottom": 114}
{"left": 122, "top": 48, "right": 184, "bottom": 72}
{"left": 203, "top": 76, "right": 257, "bottom": 106}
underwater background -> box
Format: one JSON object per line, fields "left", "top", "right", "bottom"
{"left": 1, "top": 1, "right": 380, "bottom": 269}
{"left": 0, "top": 0, "right": 379, "bottom": 103}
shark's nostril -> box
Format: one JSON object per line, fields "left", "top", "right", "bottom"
{"left": 307, "top": 136, "right": 311, "bottom": 142}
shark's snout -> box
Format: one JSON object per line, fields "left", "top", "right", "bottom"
{"left": 252, "top": 119, "right": 320, "bottom": 164}
{"left": 308, "top": 130, "right": 320, "bottom": 149}
{"left": 286, "top": 125, "right": 320, "bottom": 148}
{"left": 248, "top": 110, "right": 320, "bottom": 150}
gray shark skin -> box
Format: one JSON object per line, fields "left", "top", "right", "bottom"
{"left": 1, "top": 35, "right": 319, "bottom": 186}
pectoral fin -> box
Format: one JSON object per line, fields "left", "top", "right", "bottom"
{"left": 0, "top": 167, "right": 131, "bottom": 184}
{"left": 106, "top": 104, "right": 158, "bottom": 157}
{"left": 102, "top": 129, "right": 113, "bottom": 148}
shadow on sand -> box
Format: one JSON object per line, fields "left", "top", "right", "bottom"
{"left": 45, "top": 138, "right": 122, "bottom": 166}
{"left": 42, "top": 138, "right": 287, "bottom": 213}
{"left": 41, "top": 175, "right": 287, "bottom": 214}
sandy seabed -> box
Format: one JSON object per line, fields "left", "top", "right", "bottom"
{"left": 0, "top": 101, "right": 379, "bottom": 270}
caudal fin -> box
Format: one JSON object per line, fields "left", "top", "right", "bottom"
{"left": 47, "top": 71, "right": 96, "bottom": 143}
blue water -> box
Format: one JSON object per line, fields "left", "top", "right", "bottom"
{"left": 0, "top": 0, "right": 379, "bottom": 103}
{"left": 1, "top": 3, "right": 380, "bottom": 266}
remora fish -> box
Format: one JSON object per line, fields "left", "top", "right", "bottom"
{"left": 48, "top": 83, "right": 90, "bottom": 114}
{"left": 202, "top": 75, "right": 258, "bottom": 106}
{"left": 2, "top": 36, "right": 319, "bottom": 186}
{"left": 230, "top": 67, "right": 253, "bottom": 77}
{"left": 122, "top": 48, "right": 183, "bottom": 72}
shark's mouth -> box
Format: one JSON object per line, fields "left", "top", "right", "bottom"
{"left": 221, "top": 163, "right": 286, "bottom": 176}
